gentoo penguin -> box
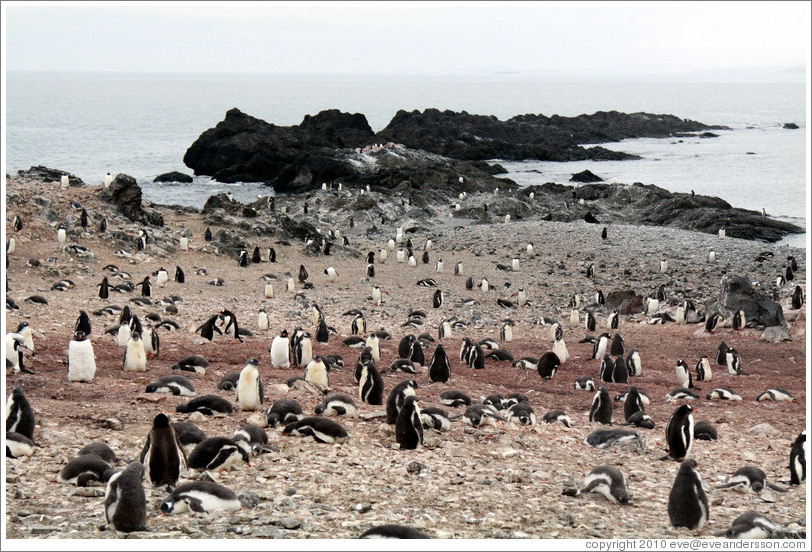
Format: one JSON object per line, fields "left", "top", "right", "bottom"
{"left": 716, "top": 466, "right": 787, "bottom": 494}
{"left": 507, "top": 402, "right": 536, "bottom": 426}
{"left": 142, "top": 325, "right": 160, "bottom": 356}
{"left": 75, "top": 310, "right": 92, "bottom": 336}
{"left": 57, "top": 224, "right": 67, "bottom": 245}
{"left": 574, "top": 377, "right": 596, "bottom": 391}
{"left": 270, "top": 329, "right": 291, "bottom": 369}
{"left": 789, "top": 430, "right": 806, "bottom": 485}
{"left": 155, "top": 267, "right": 169, "bottom": 288}
{"left": 536, "top": 352, "right": 560, "bottom": 380}
{"left": 609, "top": 333, "right": 624, "bottom": 356}
{"left": 440, "top": 390, "right": 471, "bottom": 408}
{"left": 6, "top": 431, "right": 37, "bottom": 458}
{"left": 386, "top": 379, "right": 419, "bottom": 424}
{"left": 15, "top": 322, "right": 34, "bottom": 355}
{"left": 304, "top": 355, "right": 330, "bottom": 387}
{"left": 668, "top": 459, "right": 709, "bottom": 530}
{"left": 324, "top": 266, "right": 339, "bottom": 281}
{"left": 461, "top": 404, "right": 505, "bottom": 428}
{"left": 664, "top": 404, "right": 695, "bottom": 461}
{"left": 577, "top": 465, "right": 630, "bottom": 504}
{"left": 135, "top": 276, "right": 152, "bottom": 297}
{"left": 467, "top": 343, "right": 485, "bottom": 370}
{"left": 232, "top": 424, "right": 270, "bottom": 456}
{"left": 627, "top": 411, "right": 656, "bottom": 429}
{"left": 409, "top": 337, "right": 426, "bottom": 366}
{"left": 432, "top": 288, "right": 443, "bottom": 309}
{"left": 6, "top": 387, "right": 36, "bottom": 440}
{"left": 726, "top": 346, "right": 742, "bottom": 375}
{"left": 103, "top": 461, "right": 147, "bottom": 533}
{"left": 420, "top": 406, "right": 453, "bottom": 431}
{"left": 145, "top": 374, "right": 195, "bottom": 396}
{"left": 188, "top": 437, "right": 249, "bottom": 471}
{"left": 791, "top": 285, "right": 804, "bottom": 309}
{"left": 623, "top": 386, "right": 645, "bottom": 422}
{"left": 359, "top": 524, "right": 430, "bottom": 539}
{"left": 160, "top": 480, "right": 241, "bottom": 515}
{"left": 693, "top": 421, "right": 718, "bottom": 441}
{"left": 395, "top": 396, "right": 423, "bottom": 450}
{"left": 315, "top": 393, "right": 357, "bottom": 417}
{"left": 706, "top": 388, "right": 742, "bottom": 401}
{"left": 695, "top": 356, "right": 712, "bottom": 382}
{"left": 612, "top": 356, "right": 629, "bottom": 384}
{"left": 480, "top": 277, "right": 490, "bottom": 293}
{"left": 589, "top": 386, "right": 612, "bottom": 425}
{"left": 68, "top": 330, "right": 97, "bottom": 382}
{"left": 715, "top": 341, "right": 729, "bottom": 365}
{"left": 626, "top": 349, "right": 642, "bottom": 376}
{"left": 707, "top": 249, "right": 716, "bottom": 263}
{"left": 585, "top": 310, "right": 597, "bottom": 332}
{"left": 732, "top": 306, "right": 746, "bottom": 331}
{"left": 592, "top": 333, "right": 610, "bottom": 359}
{"left": 351, "top": 313, "right": 367, "bottom": 335}
{"left": 315, "top": 317, "right": 330, "bottom": 343}
{"left": 434, "top": 258, "right": 443, "bottom": 272}
{"left": 675, "top": 304, "right": 685, "bottom": 324}
{"left": 499, "top": 320, "right": 513, "bottom": 342}
{"left": 293, "top": 332, "right": 314, "bottom": 367}
{"left": 607, "top": 309, "right": 619, "bottom": 330}
{"left": 174, "top": 265, "right": 185, "bottom": 283}
{"left": 724, "top": 512, "right": 784, "bottom": 539}
{"left": 365, "top": 333, "right": 381, "bottom": 361}
{"left": 236, "top": 358, "right": 264, "bottom": 411}
{"left": 666, "top": 388, "right": 700, "bottom": 401}
{"left": 176, "top": 395, "right": 235, "bottom": 416}
{"left": 543, "top": 410, "right": 572, "bottom": 427}
{"left": 265, "top": 398, "right": 303, "bottom": 427}
{"left": 171, "top": 355, "right": 209, "bottom": 375}
{"left": 58, "top": 454, "right": 115, "bottom": 486}
{"left": 595, "top": 289, "right": 605, "bottom": 305}
{"left": 705, "top": 312, "right": 723, "bottom": 333}
{"left": 599, "top": 354, "right": 614, "bottom": 383}
{"left": 77, "top": 443, "right": 120, "bottom": 465}
{"left": 139, "top": 413, "right": 187, "bottom": 487}
{"left": 5, "top": 333, "right": 34, "bottom": 374}
{"left": 358, "top": 362, "right": 384, "bottom": 405}
{"left": 123, "top": 331, "right": 147, "bottom": 372}
{"left": 238, "top": 249, "right": 249, "bottom": 267}
{"left": 427, "top": 344, "right": 451, "bottom": 383}
{"left": 586, "top": 264, "right": 594, "bottom": 279}
{"left": 257, "top": 308, "right": 269, "bottom": 331}
{"left": 282, "top": 416, "right": 350, "bottom": 444}
{"left": 675, "top": 360, "right": 697, "bottom": 389}
{"left": 12, "top": 214, "right": 23, "bottom": 232}
{"left": 98, "top": 276, "right": 110, "bottom": 300}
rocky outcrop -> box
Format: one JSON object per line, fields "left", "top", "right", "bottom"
{"left": 705, "top": 274, "right": 786, "bottom": 328}
{"left": 570, "top": 170, "right": 603, "bottom": 183}
{"left": 154, "top": 171, "right": 193, "bottom": 183}
{"left": 97, "top": 173, "right": 164, "bottom": 227}
{"left": 783, "top": 122, "right": 799, "bottom": 129}
{"left": 15, "top": 166, "right": 85, "bottom": 187}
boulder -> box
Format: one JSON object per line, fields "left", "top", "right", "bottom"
{"left": 783, "top": 122, "right": 799, "bottom": 130}
{"left": 761, "top": 326, "right": 792, "bottom": 343}
{"left": 705, "top": 274, "right": 786, "bottom": 328}
{"left": 606, "top": 290, "right": 645, "bottom": 315}
{"left": 98, "top": 173, "right": 164, "bottom": 227}
{"left": 16, "top": 166, "right": 85, "bottom": 187}
{"left": 570, "top": 170, "right": 603, "bottom": 183}
{"left": 154, "top": 171, "right": 193, "bottom": 183}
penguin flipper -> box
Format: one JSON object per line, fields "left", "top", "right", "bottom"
{"left": 77, "top": 473, "right": 98, "bottom": 487}
{"left": 188, "top": 498, "right": 206, "bottom": 513}
{"left": 715, "top": 482, "right": 745, "bottom": 490}
{"left": 766, "top": 482, "right": 789, "bottom": 493}
{"left": 206, "top": 447, "right": 235, "bottom": 470}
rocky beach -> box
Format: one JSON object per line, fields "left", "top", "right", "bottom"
{"left": 3, "top": 163, "right": 808, "bottom": 543}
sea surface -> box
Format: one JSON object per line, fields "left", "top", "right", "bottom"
{"left": 4, "top": 72, "right": 808, "bottom": 247}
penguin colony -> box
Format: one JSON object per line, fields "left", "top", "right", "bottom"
{"left": 3, "top": 177, "right": 806, "bottom": 540}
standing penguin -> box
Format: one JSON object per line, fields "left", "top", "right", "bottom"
{"left": 592, "top": 333, "right": 611, "bottom": 360}
{"left": 612, "top": 356, "right": 629, "bottom": 384}
{"left": 236, "top": 358, "right": 264, "bottom": 411}
{"left": 428, "top": 344, "right": 451, "bottom": 383}
{"left": 298, "top": 264, "right": 309, "bottom": 284}
{"left": 599, "top": 354, "right": 614, "bottom": 383}
{"left": 75, "top": 310, "right": 92, "bottom": 336}
{"left": 195, "top": 314, "right": 222, "bottom": 342}
{"left": 57, "top": 224, "right": 67, "bottom": 246}
{"left": 585, "top": 310, "right": 597, "bottom": 332}
{"left": 385, "top": 379, "right": 419, "bottom": 424}
{"left": 664, "top": 404, "right": 695, "bottom": 461}
{"left": 668, "top": 459, "right": 709, "bottom": 530}
{"left": 6, "top": 387, "right": 36, "bottom": 440}
{"left": 695, "top": 356, "right": 712, "bottom": 382}
{"left": 791, "top": 285, "right": 804, "bottom": 309}
{"left": 623, "top": 386, "right": 646, "bottom": 422}
{"left": 432, "top": 289, "right": 443, "bottom": 309}
{"left": 270, "top": 329, "right": 291, "bottom": 369}
{"left": 103, "top": 461, "right": 147, "bottom": 533}
{"left": 251, "top": 246, "right": 261, "bottom": 263}
{"left": 351, "top": 313, "right": 366, "bottom": 335}
{"left": 358, "top": 362, "right": 384, "bottom": 405}
{"left": 365, "top": 333, "right": 381, "bottom": 362}
{"left": 789, "top": 430, "right": 806, "bottom": 485}
{"left": 732, "top": 306, "right": 746, "bottom": 331}
{"left": 609, "top": 333, "right": 625, "bottom": 356}
{"left": 139, "top": 413, "right": 187, "bottom": 487}
{"left": 726, "top": 347, "right": 742, "bottom": 375}
{"left": 238, "top": 250, "right": 249, "bottom": 267}
{"left": 626, "top": 349, "right": 642, "bottom": 376}
{"left": 675, "top": 360, "right": 698, "bottom": 389}
{"left": 68, "top": 331, "right": 97, "bottom": 382}
{"left": 116, "top": 306, "right": 133, "bottom": 346}
{"left": 155, "top": 267, "right": 169, "bottom": 288}
{"left": 174, "top": 266, "right": 185, "bottom": 283}
{"left": 6, "top": 333, "right": 33, "bottom": 374}
{"left": 536, "top": 352, "right": 560, "bottom": 380}
{"left": 589, "top": 386, "right": 612, "bottom": 425}
{"left": 257, "top": 308, "right": 269, "bottom": 331}
{"left": 123, "top": 331, "right": 147, "bottom": 372}
{"left": 98, "top": 277, "right": 110, "bottom": 300}
{"left": 607, "top": 310, "right": 619, "bottom": 330}
{"left": 304, "top": 356, "right": 330, "bottom": 387}
{"left": 395, "top": 396, "right": 423, "bottom": 450}
{"left": 135, "top": 276, "right": 151, "bottom": 297}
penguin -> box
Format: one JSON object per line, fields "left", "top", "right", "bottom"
{"left": 282, "top": 416, "right": 350, "bottom": 444}
{"left": 467, "top": 343, "right": 485, "bottom": 370}
{"left": 612, "top": 356, "right": 629, "bottom": 384}
{"left": 68, "top": 330, "right": 97, "bottom": 382}
{"left": 57, "top": 224, "right": 67, "bottom": 245}
{"left": 135, "top": 276, "right": 152, "bottom": 297}
{"left": 266, "top": 398, "right": 303, "bottom": 427}
{"left": 666, "top": 388, "right": 700, "bottom": 401}
{"left": 358, "top": 362, "right": 384, "bottom": 405}
{"left": 465, "top": 276, "right": 474, "bottom": 290}
{"left": 625, "top": 349, "right": 642, "bottom": 377}
{"left": 599, "top": 354, "right": 614, "bottom": 383}
{"left": 574, "top": 377, "right": 596, "bottom": 391}
{"left": 675, "top": 360, "right": 697, "bottom": 390}
{"left": 789, "top": 429, "right": 806, "bottom": 485}
{"left": 693, "top": 421, "right": 718, "bottom": 441}
{"left": 217, "top": 309, "right": 243, "bottom": 343}
{"left": 188, "top": 437, "right": 249, "bottom": 471}
{"left": 139, "top": 413, "right": 187, "bottom": 487}
{"left": 715, "top": 341, "right": 728, "bottom": 365}
{"left": 257, "top": 308, "right": 269, "bottom": 331}
{"left": 298, "top": 264, "right": 309, "bottom": 284}
{"left": 386, "top": 379, "right": 419, "bottom": 424}
{"left": 607, "top": 310, "right": 619, "bottom": 330}
{"left": 171, "top": 355, "right": 209, "bottom": 375}
{"left": 365, "top": 333, "right": 381, "bottom": 362}
{"left": 434, "top": 258, "right": 442, "bottom": 272}
{"left": 480, "top": 277, "right": 490, "bottom": 293}
{"left": 160, "top": 480, "right": 241, "bottom": 515}
{"left": 589, "top": 386, "right": 612, "bottom": 425}
{"left": 732, "top": 306, "right": 746, "bottom": 330}
{"left": 601, "top": 227, "right": 608, "bottom": 240}
{"left": 304, "top": 355, "right": 330, "bottom": 387}
{"left": 543, "top": 410, "right": 572, "bottom": 427}
{"left": 440, "top": 390, "right": 471, "bottom": 408}
{"left": 695, "top": 356, "right": 712, "bottom": 382}
{"left": 5, "top": 333, "right": 34, "bottom": 374}
{"left": 609, "top": 333, "right": 624, "bottom": 356}
{"left": 724, "top": 512, "right": 785, "bottom": 539}
{"left": 664, "top": 404, "right": 695, "bottom": 461}
{"left": 16, "top": 322, "right": 35, "bottom": 354}
{"left": 586, "top": 264, "right": 594, "bottom": 279}
{"left": 98, "top": 277, "right": 110, "bottom": 300}
{"left": 791, "top": 285, "right": 804, "bottom": 309}
{"left": 136, "top": 229, "right": 148, "bottom": 251}
{"left": 315, "top": 393, "right": 357, "bottom": 417}
{"left": 268, "top": 247, "right": 277, "bottom": 262}
{"left": 427, "top": 344, "right": 451, "bottom": 383}
{"left": 395, "top": 396, "right": 423, "bottom": 450}
{"left": 536, "top": 351, "right": 560, "bottom": 380}
{"left": 506, "top": 402, "right": 536, "bottom": 426}
{"left": 623, "top": 386, "right": 645, "bottom": 421}
{"left": 6, "top": 387, "right": 36, "bottom": 440}
{"left": 6, "top": 431, "right": 37, "bottom": 458}
{"left": 145, "top": 375, "right": 195, "bottom": 396}
{"left": 315, "top": 317, "right": 330, "bottom": 343}
{"left": 238, "top": 249, "right": 249, "bottom": 268}
{"left": 103, "top": 461, "right": 147, "bottom": 533}
{"left": 58, "top": 454, "right": 116, "bottom": 486}
{"left": 233, "top": 424, "right": 270, "bottom": 456}
{"left": 236, "top": 358, "right": 264, "bottom": 411}
{"left": 461, "top": 404, "right": 505, "bottom": 427}
{"left": 324, "top": 266, "right": 339, "bottom": 281}
{"left": 409, "top": 338, "right": 426, "bottom": 366}
{"left": 432, "top": 289, "right": 443, "bottom": 309}
{"left": 705, "top": 312, "right": 723, "bottom": 333}
{"left": 359, "top": 524, "right": 430, "bottom": 539}
{"left": 626, "top": 411, "right": 656, "bottom": 429}
{"left": 592, "top": 333, "right": 610, "bottom": 359}
{"left": 595, "top": 289, "right": 605, "bottom": 305}
{"left": 499, "top": 320, "right": 513, "bottom": 342}
{"left": 270, "top": 329, "right": 291, "bottom": 369}
{"left": 123, "top": 331, "right": 147, "bottom": 372}
{"left": 293, "top": 332, "right": 314, "bottom": 368}
{"left": 726, "top": 347, "right": 742, "bottom": 375}
{"left": 667, "top": 459, "right": 709, "bottom": 530}
{"left": 143, "top": 325, "right": 160, "bottom": 356}
{"left": 155, "top": 267, "right": 169, "bottom": 288}
{"left": 716, "top": 466, "right": 787, "bottom": 494}
{"left": 12, "top": 214, "right": 23, "bottom": 232}
{"left": 706, "top": 388, "right": 742, "bottom": 401}
{"left": 675, "top": 305, "right": 685, "bottom": 324}
{"left": 577, "top": 465, "right": 630, "bottom": 504}
{"left": 176, "top": 395, "right": 235, "bottom": 416}
{"left": 351, "top": 313, "right": 367, "bottom": 335}
{"left": 75, "top": 310, "right": 92, "bottom": 336}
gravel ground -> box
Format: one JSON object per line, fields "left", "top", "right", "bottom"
{"left": 3, "top": 175, "right": 808, "bottom": 544}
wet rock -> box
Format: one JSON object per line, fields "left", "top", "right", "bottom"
{"left": 761, "top": 325, "right": 792, "bottom": 343}
{"left": 154, "top": 171, "right": 193, "bottom": 183}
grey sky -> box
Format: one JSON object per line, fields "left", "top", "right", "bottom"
{"left": 2, "top": 1, "right": 809, "bottom": 75}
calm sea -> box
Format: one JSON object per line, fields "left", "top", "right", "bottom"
{"left": 4, "top": 72, "right": 807, "bottom": 247}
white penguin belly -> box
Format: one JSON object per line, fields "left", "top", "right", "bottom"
{"left": 68, "top": 340, "right": 97, "bottom": 382}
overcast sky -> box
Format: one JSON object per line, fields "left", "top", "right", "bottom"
{"left": 2, "top": 1, "right": 809, "bottom": 75}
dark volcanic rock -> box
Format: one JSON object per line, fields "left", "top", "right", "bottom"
{"left": 570, "top": 170, "right": 603, "bottom": 183}
{"left": 97, "top": 173, "right": 164, "bottom": 227}
{"left": 606, "top": 290, "right": 645, "bottom": 315}
{"left": 783, "top": 122, "right": 799, "bottom": 129}
{"left": 705, "top": 274, "right": 786, "bottom": 328}
{"left": 154, "top": 171, "right": 193, "bottom": 183}
{"left": 16, "top": 166, "right": 85, "bottom": 187}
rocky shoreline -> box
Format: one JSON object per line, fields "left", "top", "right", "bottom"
{"left": 3, "top": 170, "right": 807, "bottom": 542}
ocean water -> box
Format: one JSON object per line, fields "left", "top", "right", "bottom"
{"left": 4, "top": 72, "right": 807, "bottom": 246}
